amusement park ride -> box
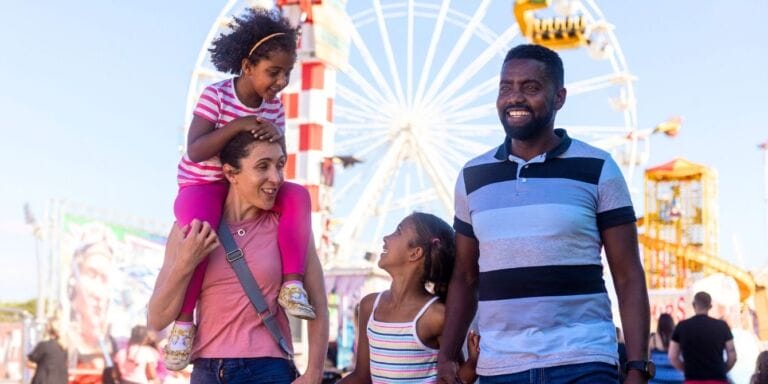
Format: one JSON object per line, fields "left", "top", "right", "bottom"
{"left": 185, "top": 0, "right": 765, "bottom": 342}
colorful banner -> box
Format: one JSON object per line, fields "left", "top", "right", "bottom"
{"left": 311, "top": 0, "right": 351, "bottom": 70}
{"left": 57, "top": 212, "right": 166, "bottom": 378}
{"left": 0, "top": 322, "right": 24, "bottom": 382}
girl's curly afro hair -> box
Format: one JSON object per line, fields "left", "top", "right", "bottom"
{"left": 209, "top": 8, "right": 299, "bottom": 75}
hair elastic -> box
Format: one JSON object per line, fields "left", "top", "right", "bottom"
{"left": 248, "top": 32, "right": 287, "bottom": 57}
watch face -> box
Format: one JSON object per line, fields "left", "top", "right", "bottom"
{"left": 626, "top": 361, "right": 656, "bottom": 379}
{"left": 646, "top": 360, "right": 656, "bottom": 379}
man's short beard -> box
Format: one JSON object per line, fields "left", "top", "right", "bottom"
{"left": 501, "top": 108, "right": 555, "bottom": 141}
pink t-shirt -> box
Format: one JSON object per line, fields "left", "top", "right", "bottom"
{"left": 191, "top": 212, "right": 292, "bottom": 359}
{"left": 177, "top": 78, "right": 286, "bottom": 187}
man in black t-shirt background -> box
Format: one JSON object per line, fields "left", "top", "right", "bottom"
{"left": 668, "top": 291, "right": 737, "bottom": 383}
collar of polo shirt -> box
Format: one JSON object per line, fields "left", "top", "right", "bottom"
{"left": 494, "top": 128, "right": 572, "bottom": 162}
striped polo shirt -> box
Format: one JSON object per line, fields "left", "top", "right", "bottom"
{"left": 367, "top": 293, "right": 440, "bottom": 383}
{"left": 453, "top": 129, "right": 636, "bottom": 376}
{"left": 177, "top": 78, "right": 285, "bottom": 186}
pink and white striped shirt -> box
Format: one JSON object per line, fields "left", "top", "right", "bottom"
{"left": 177, "top": 78, "right": 285, "bottom": 186}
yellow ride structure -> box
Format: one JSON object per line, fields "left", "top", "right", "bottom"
{"left": 640, "top": 158, "right": 756, "bottom": 302}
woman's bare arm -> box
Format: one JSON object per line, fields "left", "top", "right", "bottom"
{"left": 294, "top": 235, "right": 329, "bottom": 384}
{"left": 147, "top": 221, "right": 219, "bottom": 331}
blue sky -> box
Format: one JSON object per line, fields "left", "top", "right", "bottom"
{"left": 0, "top": 1, "right": 766, "bottom": 301}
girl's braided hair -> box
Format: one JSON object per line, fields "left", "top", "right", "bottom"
{"left": 209, "top": 8, "right": 299, "bottom": 74}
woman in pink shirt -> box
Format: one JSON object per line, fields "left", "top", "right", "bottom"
{"left": 147, "top": 133, "right": 329, "bottom": 384}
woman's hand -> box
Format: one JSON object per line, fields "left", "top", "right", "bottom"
{"left": 292, "top": 369, "right": 322, "bottom": 384}
{"left": 147, "top": 221, "right": 219, "bottom": 331}
{"left": 176, "top": 219, "right": 219, "bottom": 267}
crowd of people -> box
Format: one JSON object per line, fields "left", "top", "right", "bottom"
{"left": 25, "top": 7, "right": 768, "bottom": 384}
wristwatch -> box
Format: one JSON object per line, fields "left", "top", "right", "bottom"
{"left": 624, "top": 360, "right": 656, "bottom": 379}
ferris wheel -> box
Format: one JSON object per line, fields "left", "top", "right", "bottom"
{"left": 185, "top": 0, "right": 643, "bottom": 264}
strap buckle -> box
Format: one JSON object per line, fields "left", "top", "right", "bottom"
{"left": 259, "top": 310, "right": 274, "bottom": 322}
{"left": 226, "top": 248, "right": 244, "bottom": 263}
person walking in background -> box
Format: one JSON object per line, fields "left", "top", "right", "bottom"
{"left": 115, "top": 325, "right": 158, "bottom": 384}
{"left": 750, "top": 351, "right": 767, "bottom": 384}
{"left": 668, "top": 291, "right": 737, "bottom": 383}
{"left": 28, "top": 322, "right": 68, "bottom": 384}
{"left": 438, "top": 43, "right": 652, "bottom": 384}
{"left": 649, "top": 314, "right": 683, "bottom": 384}
{"left": 340, "top": 212, "right": 480, "bottom": 384}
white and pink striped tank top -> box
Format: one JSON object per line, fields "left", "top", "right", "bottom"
{"left": 177, "top": 78, "right": 285, "bottom": 186}
{"left": 367, "top": 293, "right": 440, "bottom": 384}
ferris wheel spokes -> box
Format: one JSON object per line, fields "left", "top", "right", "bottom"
{"left": 372, "top": 0, "right": 406, "bottom": 105}
{"left": 336, "top": 84, "right": 395, "bottom": 118}
{"left": 439, "top": 134, "right": 498, "bottom": 155}
{"left": 566, "top": 72, "right": 635, "bottom": 96}
{"left": 418, "top": 0, "right": 492, "bottom": 109}
{"left": 334, "top": 134, "right": 408, "bottom": 259}
{"left": 438, "top": 104, "right": 497, "bottom": 124}
{"left": 341, "top": 63, "right": 394, "bottom": 108}
{"left": 348, "top": 17, "right": 400, "bottom": 106}
{"left": 347, "top": 136, "right": 391, "bottom": 160}
{"left": 413, "top": 0, "right": 451, "bottom": 109}
{"left": 405, "top": 0, "right": 415, "bottom": 106}
{"left": 334, "top": 105, "right": 389, "bottom": 125}
{"left": 436, "top": 75, "right": 499, "bottom": 114}
{"left": 334, "top": 131, "right": 389, "bottom": 154}
{"left": 425, "top": 26, "right": 518, "bottom": 111}
{"left": 411, "top": 133, "right": 454, "bottom": 211}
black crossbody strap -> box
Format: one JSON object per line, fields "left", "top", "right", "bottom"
{"left": 217, "top": 219, "right": 293, "bottom": 358}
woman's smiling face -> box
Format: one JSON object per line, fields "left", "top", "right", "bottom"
{"left": 228, "top": 140, "right": 286, "bottom": 211}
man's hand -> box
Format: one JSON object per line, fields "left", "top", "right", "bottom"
{"left": 437, "top": 358, "right": 462, "bottom": 384}
{"left": 624, "top": 369, "right": 648, "bottom": 384}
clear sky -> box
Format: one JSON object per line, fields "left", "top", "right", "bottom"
{"left": 0, "top": 1, "right": 766, "bottom": 301}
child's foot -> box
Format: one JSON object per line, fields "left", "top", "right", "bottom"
{"left": 163, "top": 322, "right": 195, "bottom": 371}
{"left": 278, "top": 281, "right": 316, "bottom": 320}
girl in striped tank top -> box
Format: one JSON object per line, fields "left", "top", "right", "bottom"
{"left": 341, "top": 212, "right": 479, "bottom": 384}
{"left": 163, "top": 9, "right": 316, "bottom": 371}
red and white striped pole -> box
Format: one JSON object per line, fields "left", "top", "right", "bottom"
{"left": 278, "top": 0, "right": 336, "bottom": 263}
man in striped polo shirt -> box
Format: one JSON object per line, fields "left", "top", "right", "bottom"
{"left": 437, "top": 44, "right": 652, "bottom": 384}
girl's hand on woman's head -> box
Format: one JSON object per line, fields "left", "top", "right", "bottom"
{"left": 230, "top": 115, "right": 261, "bottom": 133}
{"left": 251, "top": 116, "right": 283, "bottom": 142}
{"left": 177, "top": 219, "right": 220, "bottom": 266}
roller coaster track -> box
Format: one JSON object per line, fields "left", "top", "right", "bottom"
{"left": 639, "top": 234, "right": 756, "bottom": 302}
